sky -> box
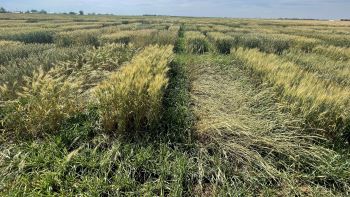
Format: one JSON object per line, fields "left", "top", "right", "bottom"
{"left": 0, "top": 0, "right": 349, "bottom": 19}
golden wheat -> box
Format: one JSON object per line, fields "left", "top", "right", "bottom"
{"left": 93, "top": 45, "right": 173, "bottom": 132}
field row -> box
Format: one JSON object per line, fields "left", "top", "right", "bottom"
{"left": 1, "top": 14, "right": 350, "bottom": 196}
{"left": 1, "top": 44, "right": 173, "bottom": 138}
{"left": 1, "top": 19, "right": 350, "bottom": 143}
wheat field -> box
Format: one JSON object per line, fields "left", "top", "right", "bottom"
{"left": 0, "top": 13, "right": 349, "bottom": 196}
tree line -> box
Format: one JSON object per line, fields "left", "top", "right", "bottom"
{"left": 0, "top": 6, "right": 85, "bottom": 15}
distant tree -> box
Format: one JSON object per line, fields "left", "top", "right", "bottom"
{"left": 79, "top": 10, "right": 84, "bottom": 15}
{"left": 0, "top": 7, "right": 7, "bottom": 13}
{"left": 69, "top": 11, "right": 76, "bottom": 15}
{"left": 25, "top": 10, "right": 30, "bottom": 14}
{"left": 39, "top": 9, "right": 47, "bottom": 14}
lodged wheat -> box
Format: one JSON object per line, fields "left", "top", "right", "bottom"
{"left": 232, "top": 47, "right": 350, "bottom": 140}
{"left": 0, "top": 44, "right": 136, "bottom": 137}
{"left": 283, "top": 49, "right": 350, "bottom": 87}
{"left": 1, "top": 67, "right": 84, "bottom": 136}
{"left": 313, "top": 45, "right": 350, "bottom": 61}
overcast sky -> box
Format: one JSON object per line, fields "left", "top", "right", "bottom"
{"left": 1, "top": 0, "right": 349, "bottom": 19}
